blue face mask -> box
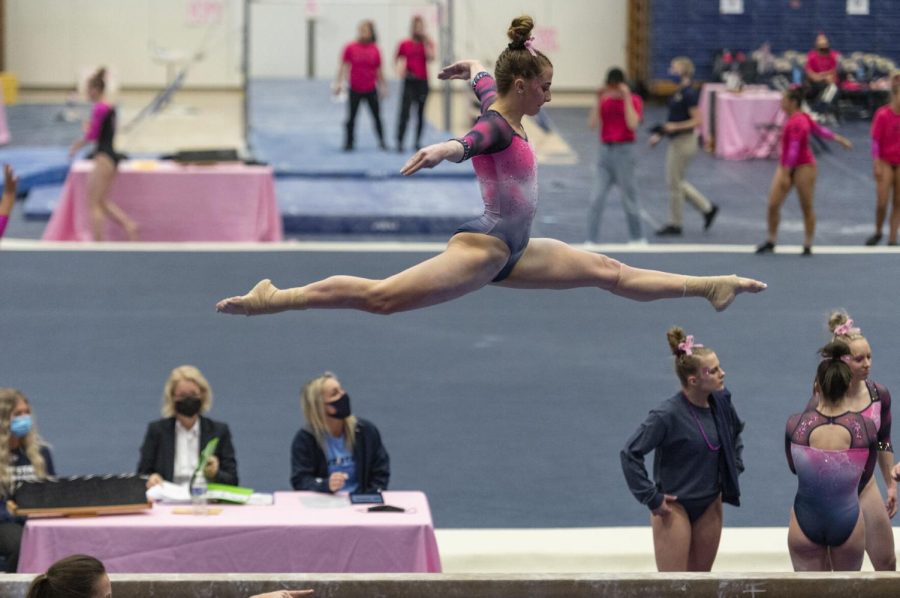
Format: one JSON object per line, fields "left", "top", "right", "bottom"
{"left": 10, "top": 415, "right": 32, "bottom": 438}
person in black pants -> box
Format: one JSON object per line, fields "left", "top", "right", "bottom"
{"left": 0, "top": 388, "right": 55, "bottom": 572}
{"left": 291, "top": 372, "right": 389, "bottom": 494}
{"left": 395, "top": 15, "right": 434, "bottom": 152}
{"left": 334, "top": 20, "right": 387, "bottom": 151}
{"left": 138, "top": 365, "right": 238, "bottom": 488}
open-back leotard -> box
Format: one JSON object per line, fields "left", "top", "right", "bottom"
{"left": 453, "top": 72, "right": 538, "bottom": 282}
{"left": 785, "top": 410, "right": 877, "bottom": 546}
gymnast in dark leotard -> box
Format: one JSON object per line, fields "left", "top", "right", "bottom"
{"left": 804, "top": 311, "right": 897, "bottom": 570}
{"left": 786, "top": 341, "right": 878, "bottom": 571}
{"left": 68, "top": 67, "right": 137, "bottom": 241}
{"left": 217, "top": 16, "right": 765, "bottom": 318}
{"left": 621, "top": 327, "right": 744, "bottom": 572}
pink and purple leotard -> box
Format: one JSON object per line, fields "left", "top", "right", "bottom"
{"left": 453, "top": 72, "right": 538, "bottom": 282}
{"left": 785, "top": 410, "right": 877, "bottom": 547}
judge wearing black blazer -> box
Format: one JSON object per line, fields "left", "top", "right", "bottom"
{"left": 138, "top": 365, "right": 238, "bottom": 488}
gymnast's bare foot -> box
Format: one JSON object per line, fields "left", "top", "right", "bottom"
{"left": 688, "top": 275, "right": 767, "bottom": 312}
{"left": 217, "top": 279, "right": 293, "bottom": 316}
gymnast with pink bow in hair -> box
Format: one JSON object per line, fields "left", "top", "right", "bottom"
{"left": 620, "top": 326, "right": 744, "bottom": 571}
{"left": 218, "top": 16, "right": 764, "bottom": 319}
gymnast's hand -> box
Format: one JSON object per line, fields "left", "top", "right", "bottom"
{"left": 886, "top": 485, "right": 897, "bottom": 518}
{"left": 651, "top": 494, "right": 678, "bottom": 517}
{"left": 248, "top": 591, "right": 313, "bottom": 598}
{"left": 438, "top": 59, "right": 486, "bottom": 81}
{"left": 400, "top": 141, "right": 464, "bottom": 176}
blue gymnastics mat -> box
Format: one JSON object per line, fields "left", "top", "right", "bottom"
{"left": 249, "top": 78, "right": 471, "bottom": 179}
{"left": 0, "top": 147, "right": 71, "bottom": 194}
{"left": 277, "top": 177, "right": 482, "bottom": 234}
{"left": 22, "top": 183, "right": 64, "bottom": 221}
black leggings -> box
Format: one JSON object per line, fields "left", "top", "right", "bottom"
{"left": 345, "top": 90, "right": 385, "bottom": 149}
{"left": 0, "top": 521, "right": 23, "bottom": 572}
{"left": 397, "top": 77, "right": 429, "bottom": 148}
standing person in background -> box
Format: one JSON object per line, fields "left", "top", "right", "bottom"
{"left": 395, "top": 15, "right": 434, "bottom": 153}
{"left": 621, "top": 328, "right": 744, "bottom": 571}
{"left": 586, "top": 67, "right": 645, "bottom": 244}
{"left": 867, "top": 72, "right": 900, "bottom": 246}
{"left": 0, "top": 388, "right": 55, "bottom": 573}
{"left": 291, "top": 372, "right": 389, "bottom": 494}
{"left": 68, "top": 68, "right": 138, "bottom": 241}
{"left": 334, "top": 20, "right": 387, "bottom": 152}
{"left": 0, "top": 164, "right": 17, "bottom": 239}
{"left": 651, "top": 57, "right": 719, "bottom": 237}
{"left": 755, "top": 87, "right": 852, "bottom": 256}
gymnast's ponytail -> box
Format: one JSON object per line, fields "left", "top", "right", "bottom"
{"left": 25, "top": 554, "right": 106, "bottom": 598}
{"left": 816, "top": 341, "right": 853, "bottom": 404}
{"left": 88, "top": 67, "right": 106, "bottom": 93}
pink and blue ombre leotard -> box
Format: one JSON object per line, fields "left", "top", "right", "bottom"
{"left": 453, "top": 72, "right": 538, "bottom": 282}
{"left": 785, "top": 410, "right": 877, "bottom": 547}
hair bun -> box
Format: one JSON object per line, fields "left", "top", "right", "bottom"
{"left": 507, "top": 15, "right": 535, "bottom": 46}
{"left": 666, "top": 326, "right": 687, "bottom": 356}
{"left": 827, "top": 310, "right": 849, "bottom": 334}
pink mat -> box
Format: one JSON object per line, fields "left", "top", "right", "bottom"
{"left": 699, "top": 84, "right": 783, "bottom": 160}
{"left": 19, "top": 491, "right": 441, "bottom": 573}
{"left": 43, "top": 160, "right": 283, "bottom": 242}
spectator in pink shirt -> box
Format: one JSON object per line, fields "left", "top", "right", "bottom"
{"left": 334, "top": 20, "right": 387, "bottom": 151}
{"left": 586, "top": 67, "right": 645, "bottom": 243}
{"left": 867, "top": 73, "right": 900, "bottom": 246}
{"left": 67, "top": 68, "right": 138, "bottom": 241}
{"left": 805, "top": 33, "right": 840, "bottom": 115}
{"left": 394, "top": 15, "right": 434, "bottom": 152}
{"left": 755, "top": 87, "right": 851, "bottom": 256}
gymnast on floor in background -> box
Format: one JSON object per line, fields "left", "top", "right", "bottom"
{"left": 755, "top": 87, "right": 851, "bottom": 256}
{"left": 867, "top": 72, "right": 900, "bottom": 246}
{"left": 621, "top": 328, "right": 744, "bottom": 572}
{"left": 217, "top": 16, "right": 766, "bottom": 319}
{"left": 68, "top": 67, "right": 138, "bottom": 242}
{"left": 786, "top": 341, "right": 877, "bottom": 571}
{"left": 0, "top": 164, "right": 17, "bottom": 239}
{"left": 803, "top": 312, "right": 896, "bottom": 570}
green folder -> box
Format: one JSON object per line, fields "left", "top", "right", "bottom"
{"left": 206, "top": 483, "right": 255, "bottom": 504}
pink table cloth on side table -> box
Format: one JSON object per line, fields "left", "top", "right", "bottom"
{"left": 42, "top": 160, "right": 283, "bottom": 242}
{"left": 714, "top": 90, "right": 784, "bottom": 160}
{"left": 19, "top": 491, "right": 442, "bottom": 573}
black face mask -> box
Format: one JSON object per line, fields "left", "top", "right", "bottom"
{"left": 818, "top": 47, "right": 830, "bottom": 54}
{"left": 174, "top": 396, "right": 203, "bottom": 417}
{"left": 326, "top": 393, "right": 352, "bottom": 419}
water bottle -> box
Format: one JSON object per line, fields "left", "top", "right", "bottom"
{"left": 190, "top": 472, "right": 208, "bottom": 515}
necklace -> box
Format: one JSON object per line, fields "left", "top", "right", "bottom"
{"left": 683, "top": 395, "right": 721, "bottom": 451}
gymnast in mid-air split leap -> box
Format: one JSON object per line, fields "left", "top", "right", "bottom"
{"left": 217, "top": 15, "right": 766, "bottom": 318}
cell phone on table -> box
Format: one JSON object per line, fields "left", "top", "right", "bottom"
{"left": 349, "top": 492, "right": 384, "bottom": 505}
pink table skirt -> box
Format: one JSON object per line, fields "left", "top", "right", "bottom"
{"left": 699, "top": 84, "right": 783, "bottom": 160}
{"left": 42, "top": 160, "right": 283, "bottom": 242}
{"left": 19, "top": 491, "right": 441, "bottom": 573}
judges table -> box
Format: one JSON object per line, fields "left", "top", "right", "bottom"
{"left": 42, "top": 160, "right": 283, "bottom": 242}
{"left": 18, "top": 491, "right": 441, "bottom": 573}
{"left": 699, "top": 84, "right": 784, "bottom": 160}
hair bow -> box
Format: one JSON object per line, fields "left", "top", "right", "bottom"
{"left": 678, "top": 335, "right": 703, "bottom": 356}
{"left": 523, "top": 36, "right": 538, "bottom": 57}
{"left": 833, "top": 318, "right": 860, "bottom": 337}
